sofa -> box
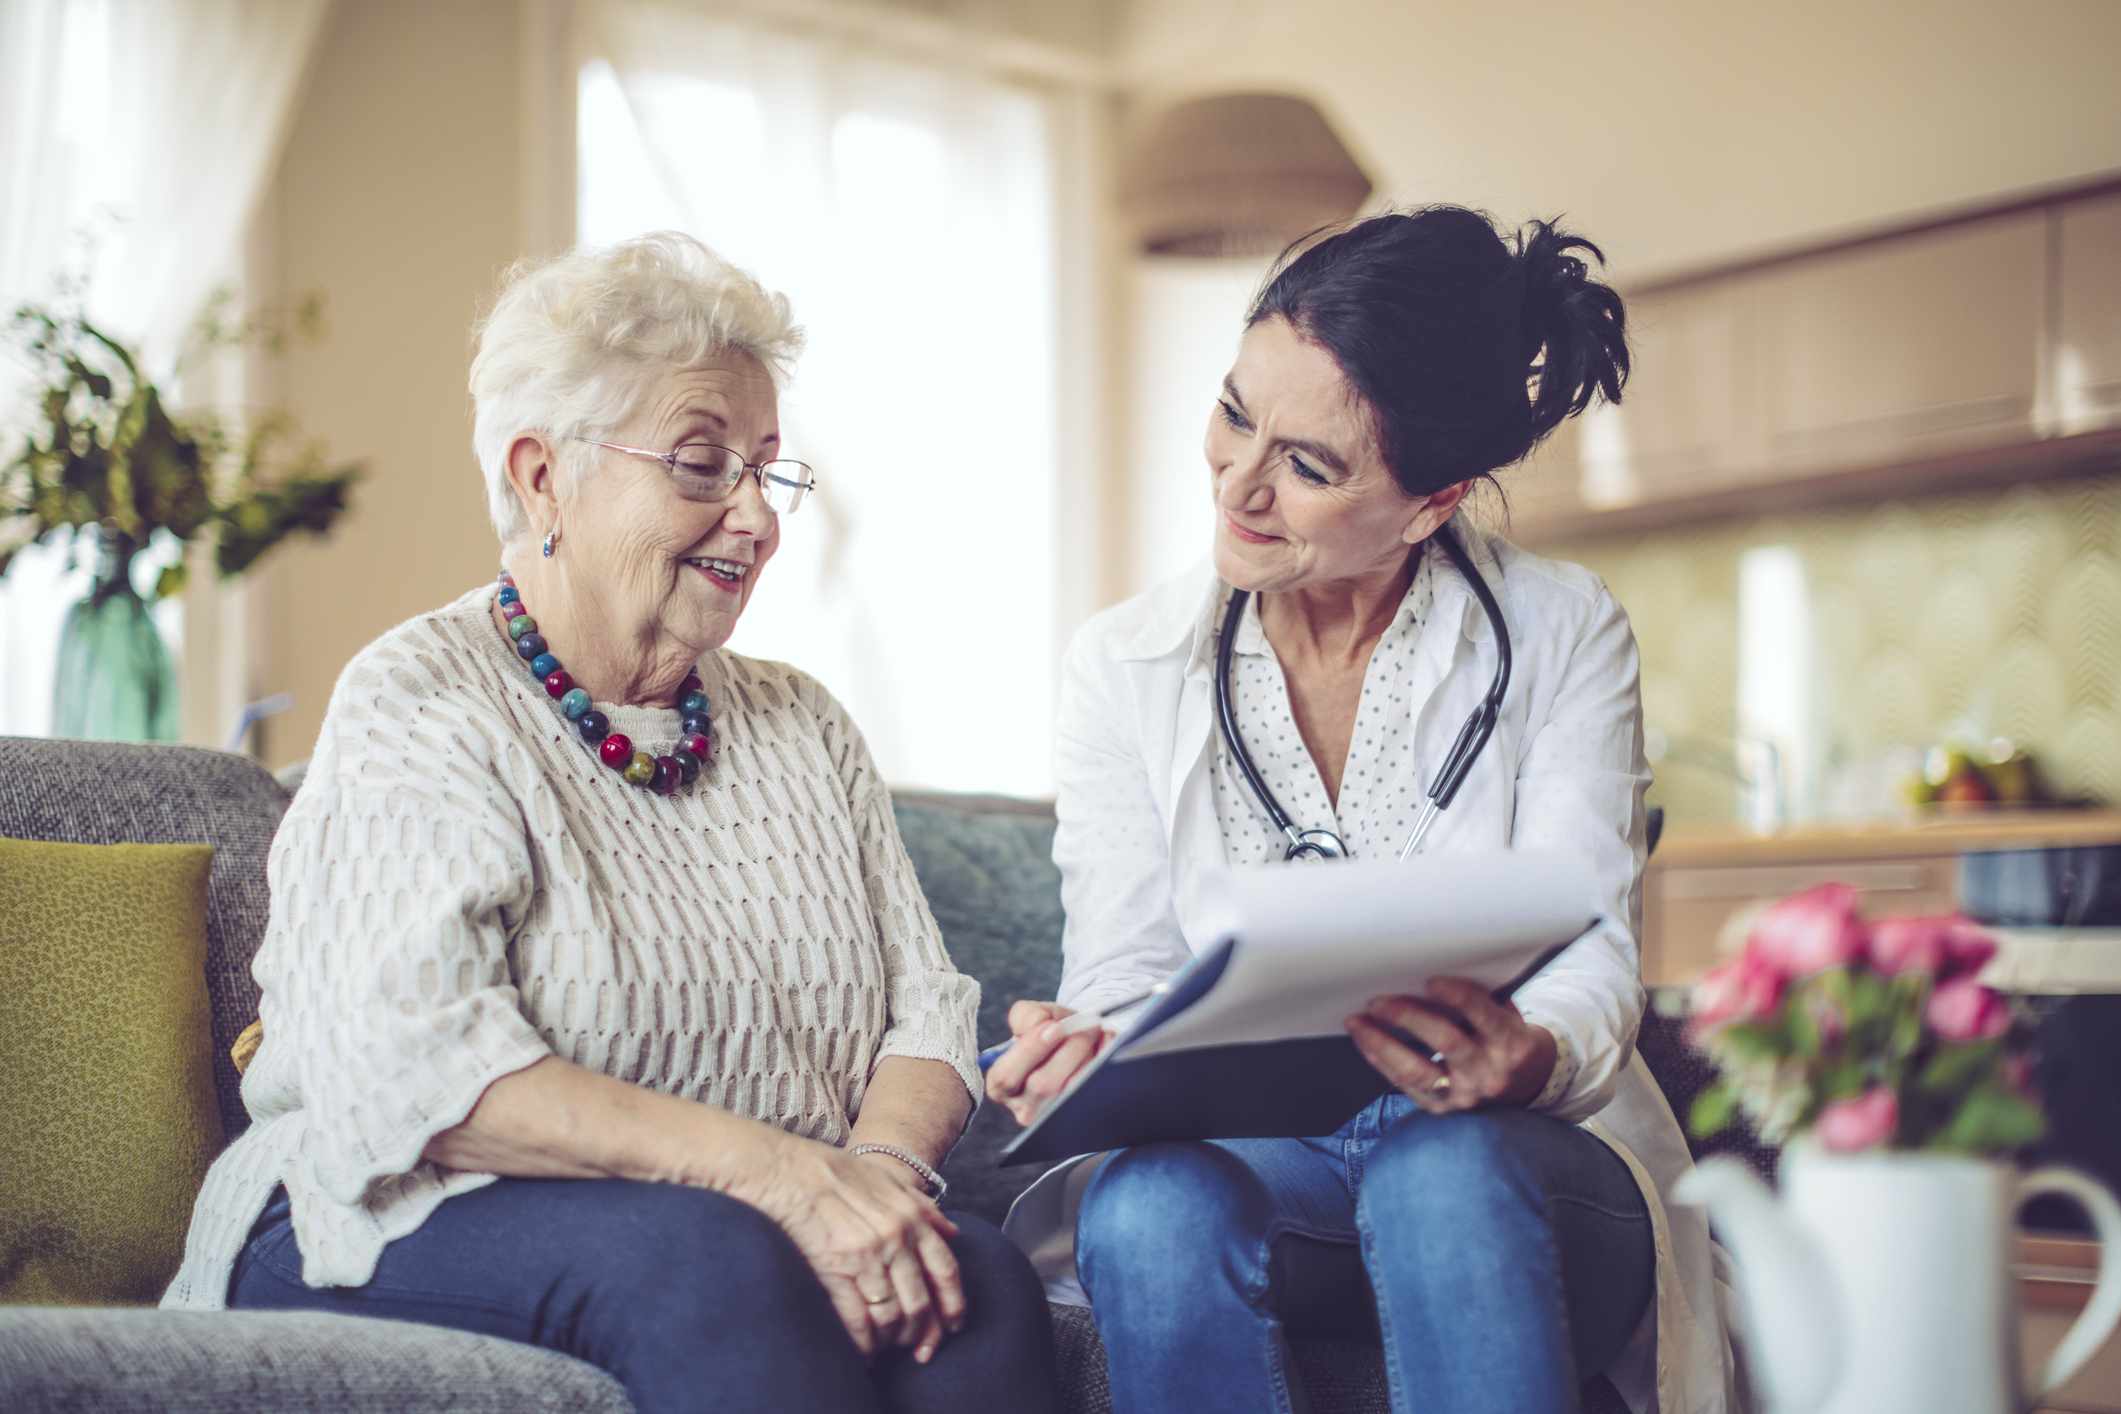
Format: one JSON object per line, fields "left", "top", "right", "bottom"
{"left": 0, "top": 736, "right": 1758, "bottom": 1413}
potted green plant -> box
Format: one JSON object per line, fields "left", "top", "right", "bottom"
{"left": 0, "top": 292, "right": 360, "bottom": 740}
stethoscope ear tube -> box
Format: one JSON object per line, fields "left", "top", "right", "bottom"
{"left": 1417, "top": 526, "right": 1513, "bottom": 819}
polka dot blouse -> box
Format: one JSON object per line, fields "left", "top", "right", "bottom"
{"left": 1210, "top": 551, "right": 1440, "bottom": 863}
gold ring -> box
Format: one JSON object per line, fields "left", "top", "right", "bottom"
{"left": 1429, "top": 1073, "right": 1452, "bottom": 1094}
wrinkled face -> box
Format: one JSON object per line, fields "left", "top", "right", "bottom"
{"left": 558, "top": 354, "right": 782, "bottom": 652}
{"left": 1206, "top": 316, "right": 1443, "bottom": 595}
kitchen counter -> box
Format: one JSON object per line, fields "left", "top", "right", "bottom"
{"left": 1652, "top": 808, "right": 2121, "bottom": 868}
{"left": 1640, "top": 807, "right": 2121, "bottom": 985}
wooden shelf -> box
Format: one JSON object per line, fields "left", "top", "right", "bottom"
{"left": 1651, "top": 808, "right": 2121, "bottom": 869}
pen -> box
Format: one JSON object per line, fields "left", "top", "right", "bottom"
{"left": 1408, "top": 938, "right": 1575, "bottom": 1066}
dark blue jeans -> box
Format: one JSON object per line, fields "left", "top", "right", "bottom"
{"left": 230, "top": 1178, "right": 1058, "bottom": 1414}
{"left": 1075, "top": 1098, "right": 1653, "bottom": 1414}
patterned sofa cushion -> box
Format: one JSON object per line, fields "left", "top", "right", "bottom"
{"left": 0, "top": 739, "right": 289, "bottom": 1144}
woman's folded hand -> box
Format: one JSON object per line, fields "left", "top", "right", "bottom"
{"left": 985, "top": 1000, "right": 1113, "bottom": 1126}
{"left": 735, "top": 1132, "right": 966, "bottom": 1362}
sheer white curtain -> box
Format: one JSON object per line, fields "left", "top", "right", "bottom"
{"left": 583, "top": 1, "right": 1088, "bottom": 795}
{"left": 0, "top": 0, "right": 327, "bottom": 738}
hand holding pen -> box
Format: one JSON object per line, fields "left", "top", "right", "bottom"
{"left": 981, "top": 1000, "right": 1128, "bottom": 1127}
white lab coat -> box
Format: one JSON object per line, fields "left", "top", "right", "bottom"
{"left": 1002, "top": 521, "right": 1741, "bottom": 1414}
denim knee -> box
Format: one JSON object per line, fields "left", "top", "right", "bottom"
{"left": 1357, "top": 1111, "right": 1542, "bottom": 1229}
{"left": 1076, "top": 1145, "right": 1268, "bottom": 1301}
{"left": 950, "top": 1212, "right": 1049, "bottom": 1320}
{"left": 583, "top": 1184, "right": 819, "bottom": 1326}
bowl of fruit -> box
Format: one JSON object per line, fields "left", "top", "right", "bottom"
{"left": 1902, "top": 740, "right": 2044, "bottom": 812}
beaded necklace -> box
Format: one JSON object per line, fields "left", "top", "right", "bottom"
{"left": 494, "top": 570, "right": 715, "bottom": 795}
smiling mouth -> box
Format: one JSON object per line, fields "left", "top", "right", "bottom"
{"left": 1224, "top": 516, "right": 1281, "bottom": 545}
{"left": 682, "top": 556, "right": 750, "bottom": 592}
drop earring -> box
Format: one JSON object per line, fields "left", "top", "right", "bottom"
{"left": 541, "top": 528, "right": 559, "bottom": 558}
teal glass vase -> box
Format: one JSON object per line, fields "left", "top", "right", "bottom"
{"left": 51, "top": 530, "right": 179, "bottom": 741}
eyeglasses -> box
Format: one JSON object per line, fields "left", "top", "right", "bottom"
{"left": 577, "top": 438, "right": 818, "bottom": 515}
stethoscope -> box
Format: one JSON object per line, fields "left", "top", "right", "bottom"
{"left": 1215, "top": 524, "right": 1513, "bottom": 863}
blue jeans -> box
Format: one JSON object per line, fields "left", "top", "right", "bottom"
{"left": 1075, "top": 1098, "right": 1653, "bottom": 1414}
{"left": 230, "top": 1178, "right": 1058, "bottom": 1414}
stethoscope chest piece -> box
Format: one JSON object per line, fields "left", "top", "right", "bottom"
{"left": 1285, "top": 829, "right": 1347, "bottom": 862}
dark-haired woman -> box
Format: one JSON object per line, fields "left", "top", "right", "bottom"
{"left": 988, "top": 208, "right": 1739, "bottom": 1414}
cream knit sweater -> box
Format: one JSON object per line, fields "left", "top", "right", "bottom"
{"left": 162, "top": 585, "right": 979, "bottom": 1309}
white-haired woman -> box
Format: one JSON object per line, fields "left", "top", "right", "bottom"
{"left": 163, "top": 233, "right": 1059, "bottom": 1414}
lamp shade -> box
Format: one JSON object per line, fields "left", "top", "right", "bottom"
{"left": 1118, "top": 92, "right": 1372, "bottom": 257}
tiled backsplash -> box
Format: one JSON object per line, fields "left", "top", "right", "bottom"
{"left": 1533, "top": 470, "right": 2121, "bottom": 826}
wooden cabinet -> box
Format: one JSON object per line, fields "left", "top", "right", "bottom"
{"left": 1512, "top": 183, "right": 2121, "bottom": 544}
{"left": 2057, "top": 193, "right": 2121, "bottom": 437}
{"left": 1642, "top": 854, "right": 1958, "bottom": 986}
{"left": 1753, "top": 211, "right": 2048, "bottom": 471}
{"left": 1579, "top": 283, "right": 1763, "bottom": 507}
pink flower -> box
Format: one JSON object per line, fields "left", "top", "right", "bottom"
{"left": 1816, "top": 1087, "right": 1900, "bottom": 1152}
{"left": 2003, "top": 1053, "right": 2038, "bottom": 1096}
{"left": 1747, "top": 883, "right": 1868, "bottom": 979}
{"left": 1927, "top": 977, "right": 2011, "bottom": 1042}
{"left": 1870, "top": 915, "right": 1998, "bottom": 980}
{"left": 1689, "top": 953, "right": 1786, "bottom": 1038}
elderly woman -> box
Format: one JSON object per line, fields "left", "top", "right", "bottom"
{"left": 987, "top": 208, "right": 1737, "bottom": 1414}
{"left": 162, "top": 233, "right": 1058, "bottom": 1414}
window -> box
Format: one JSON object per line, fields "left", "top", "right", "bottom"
{"left": 577, "top": 39, "right": 1065, "bottom": 795}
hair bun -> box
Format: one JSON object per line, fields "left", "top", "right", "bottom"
{"left": 1243, "top": 205, "right": 1631, "bottom": 499}
{"left": 1515, "top": 218, "right": 1629, "bottom": 442}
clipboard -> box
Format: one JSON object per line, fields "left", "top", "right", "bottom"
{"left": 1000, "top": 851, "right": 1602, "bottom": 1164}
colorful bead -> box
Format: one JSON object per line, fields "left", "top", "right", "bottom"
{"left": 496, "top": 575, "right": 711, "bottom": 798}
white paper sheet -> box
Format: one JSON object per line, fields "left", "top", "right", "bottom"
{"left": 1114, "top": 850, "right": 1601, "bottom": 1060}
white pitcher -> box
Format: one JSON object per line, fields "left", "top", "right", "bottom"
{"left": 1678, "top": 1147, "right": 2121, "bottom": 1414}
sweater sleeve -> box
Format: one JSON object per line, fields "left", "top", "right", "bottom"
{"left": 247, "top": 649, "right": 551, "bottom": 1232}
{"left": 808, "top": 678, "right": 982, "bottom": 1109}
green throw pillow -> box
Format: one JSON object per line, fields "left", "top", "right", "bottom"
{"left": 0, "top": 836, "right": 224, "bottom": 1305}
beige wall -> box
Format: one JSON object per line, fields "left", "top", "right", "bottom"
{"left": 1117, "top": 0, "right": 2121, "bottom": 283}
{"left": 249, "top": 0, "right": 549, "bottom": 766}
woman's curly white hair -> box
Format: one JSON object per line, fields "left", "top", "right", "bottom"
{"left": 469, "top": 232, "right": 805, "bottom": 543}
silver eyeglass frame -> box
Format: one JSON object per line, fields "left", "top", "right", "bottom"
{"left": 575, "top": 437, "right": 818, "bottom": 513}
